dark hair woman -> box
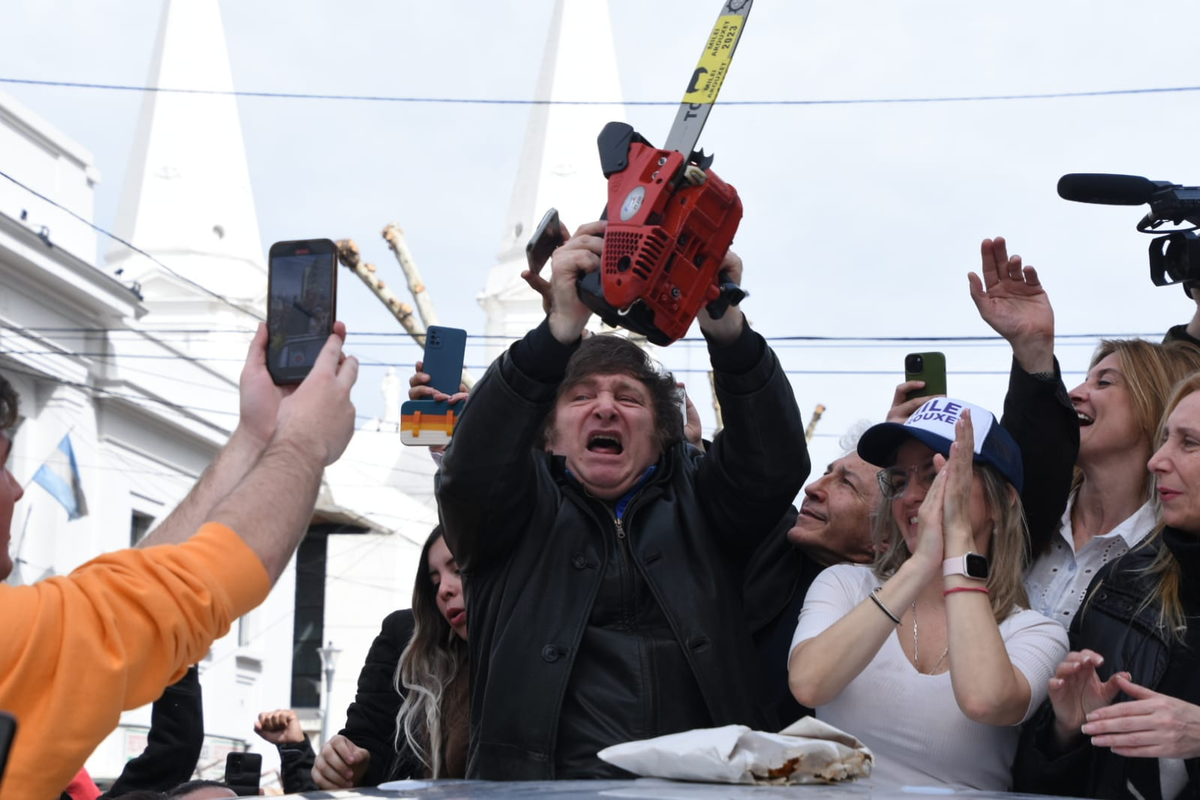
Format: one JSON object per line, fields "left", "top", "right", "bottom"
{"left": 312, "top": 527, "right": 468, "bottom": 788}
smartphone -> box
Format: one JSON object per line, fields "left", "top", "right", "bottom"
{"left": 904, "top": 352, "right": 948, "bottom": 401}
{"left": 401, "top": 326, "right": 468, "bottom": 447}
{"left": 267, "top": 238, "right": 338, "bottom": 385}
{"left": 525, "top": 207, "right": 564, "bottom": 274}
{"left": 224, "top": 751, "right": 262, "bottom": 796}
{"left": 0, "top": 712, "right": 15, "bottom": 787}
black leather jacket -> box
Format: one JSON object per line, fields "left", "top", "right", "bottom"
{"left": 438, "top": 320, "right": 809, "bottom": 780}
{"left": 1013, "top": 535, "right": 1200, "bottom": 799}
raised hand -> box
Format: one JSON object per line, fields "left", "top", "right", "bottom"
{"left": 940, "top": 411, "right": 975, "bottom": 553}
{"left": 968, "top": 237, "right": 1055, "bottom": 373}
{"left": 696, "top": 250, "right": 746, "bottom": 345}
{"left": 912, "top": 459, "right": 949, "bottom": 575}
{"left": 1081, "top": 674, "right": 1200, "bottom": 759}
{"left": 312, "top": 733, "right": 371, "bottom": 789}
{"left": 253, "top": 709, "right": 305, "bottom": 746}
{"left": 521, "top": 217, "right": 572, "bottom": 314}
{"left": 547, "top": 220, "right": 606, "bottom": 344}
{"left": 1047, "top": 649, "right": 1125, "bottom": 749}
{"left": 887, "top": 381, "right": 935, "bottom": 423}
{"left": 409, "top": 359, "right": 469, "bottom": 405}
{"left": 276, "top": 330, "right": 358, "bottom": 466}
{"left": 237, "top": 322, "right": 298, "bottom": 449}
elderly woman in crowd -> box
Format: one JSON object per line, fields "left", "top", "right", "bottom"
{"left": 969, "top": 236, "right": 1200, "bottom": 625}
{"left": 312, "top": 527, "right": 469, "bottom": 788}
{"left": 789, "top": 400, "right": 1068, "bottom": 789}
{"left": 1014, "top": 372, "right": 1200, "bottom": 799}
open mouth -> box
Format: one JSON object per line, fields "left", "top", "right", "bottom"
{"left": 588, "top": 433, "right": 624, "bottom": 455}
{"left": 1076, "top": 411, "right": 1095, "bottom": 427}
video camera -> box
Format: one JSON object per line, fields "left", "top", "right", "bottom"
{"left": 1058, "top": 173, "right": 1200, "bottom": 296}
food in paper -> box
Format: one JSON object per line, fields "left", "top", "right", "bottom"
{"left": 597, "top": 717, "right": 873, "bottom": 785}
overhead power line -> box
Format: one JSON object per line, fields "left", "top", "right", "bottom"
{"left": 2, "top": 76, "right": 1199, "bottom": 106}
{"left": 0, "top": 167, "right": 264, "bottom": 321}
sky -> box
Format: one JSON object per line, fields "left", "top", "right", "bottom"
{"left": 3, "top": 0, "right": 1200, "bottom": 473}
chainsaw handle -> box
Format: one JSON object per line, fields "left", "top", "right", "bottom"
{"left": 705, "top": 281, "right": 748, "bottom": 320}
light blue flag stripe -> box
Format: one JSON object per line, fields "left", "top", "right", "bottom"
{"left": 33, "top": 434, "right": 87, "bottom": 520}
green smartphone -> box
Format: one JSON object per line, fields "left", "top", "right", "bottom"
{"left": 904, "top": 352, "right": 947, "bottom": 401}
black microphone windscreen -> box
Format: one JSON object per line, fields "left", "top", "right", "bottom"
{"left": 1057, "top": 173, "right": 1158, "bottom": 205}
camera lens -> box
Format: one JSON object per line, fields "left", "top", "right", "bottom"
{"left": 905, "top": 354, "right": 924, "bottom": 373}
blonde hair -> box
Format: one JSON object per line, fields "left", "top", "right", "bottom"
{"left": 1136, "top": 371, "right": 1200, "bottom": 639}
{"left": 1073, "top": 339, "right": 1200, "bottom": 503}
{"left": 872, "top": 463, "right": 1029, "bottom": 623}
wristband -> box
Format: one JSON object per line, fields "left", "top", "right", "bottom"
{"left": 944, "top": 586, "right": 989, "bottom": 597}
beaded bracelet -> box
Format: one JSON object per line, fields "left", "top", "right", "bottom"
{"left": 944, "top": 586, "right": 989, "bottom": 597}
{"left": 869, "top": 586, "right": 901, "bottom": 624}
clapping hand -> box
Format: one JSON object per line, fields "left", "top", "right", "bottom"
{"left": 1081, "top": 674, "right": 1200, "bottom": 759}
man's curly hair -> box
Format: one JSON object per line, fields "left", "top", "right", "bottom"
{"left": 540, "top": 334, "right": 683, "bottom": 452}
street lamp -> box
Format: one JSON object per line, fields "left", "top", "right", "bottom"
{"left": 316, "top": 640, "right": 341, "bottom": 747}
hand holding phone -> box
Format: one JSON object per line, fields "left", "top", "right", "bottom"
{"left": 904, "top": 352, "right": 948, "bottom": 401}
{"left": 401, "top": 326, "right": 468, "bottom": 447}
{"left": 526, "top": 208, "right": 565, "bottom": 275}
{"left": 267, "top": 239, "right": 338, "bottom": 385}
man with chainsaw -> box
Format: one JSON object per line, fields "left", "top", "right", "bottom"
{"left": 437, "top": 219, "right": 809, "bottom": 779}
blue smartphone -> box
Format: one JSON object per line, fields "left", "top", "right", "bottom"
{"left": 420, "top": 326, "right": 467, "bottom": 395}
{"left": 401, "top": 326, "right": 467, "bottom": 447}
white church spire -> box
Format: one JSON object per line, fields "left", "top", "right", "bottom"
{"left": 107, "top": 0, "right": 265, "bottom": 312}
{"left": 478, "top": 0, "right": 628, "bottom": 358}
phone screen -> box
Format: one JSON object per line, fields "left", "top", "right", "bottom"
{"left": 267, "top": 239, "right": 337, "bottom": 385}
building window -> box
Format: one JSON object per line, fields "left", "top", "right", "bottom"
{"left": 130, "top": 511, "right": 154, "bottom": 547}
{"left": 290, "top": 530, "right": 327, "bottom": 710}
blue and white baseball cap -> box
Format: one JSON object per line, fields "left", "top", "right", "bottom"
{"left": 857, "top": 397, "right": 1024, "bottom": 492}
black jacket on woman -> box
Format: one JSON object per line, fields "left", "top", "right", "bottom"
{"left": 1012, "top": 529, "right": 1200, "bottom": 799}
{"left": 338, "top": 609, "right": 421, "bottom": 785}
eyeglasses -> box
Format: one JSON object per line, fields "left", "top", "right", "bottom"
{"left": 876, "top": 461, "right": 939, "bottom": 501}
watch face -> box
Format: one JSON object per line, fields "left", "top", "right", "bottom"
{"left": 965, "top": 553, "right": 989, "bottom": 579}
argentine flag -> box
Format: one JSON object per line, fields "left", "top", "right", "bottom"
{"left": 33, "top": 434, "right": 88, "bottom": 520}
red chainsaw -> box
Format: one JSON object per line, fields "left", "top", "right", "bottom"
{"left": 528, "top": 1, "right": 754, "bottom": 347}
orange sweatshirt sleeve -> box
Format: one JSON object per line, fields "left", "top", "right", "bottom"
{"left": 0, "top": 522, "right": 271, "bottom": 800}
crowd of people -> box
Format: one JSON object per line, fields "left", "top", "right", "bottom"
{"left": 4, "top": 223, "right": 1200, "bottom": 799}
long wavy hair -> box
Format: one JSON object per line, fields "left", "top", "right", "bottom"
{"left": 393, "top": 527, "right": 468, "bottom": 777}
{"left": 1070, "top": 339, "right": 1200, "bottom": 504}
{"left": 1109, "top": 371, "right": 1200, "bottom": 640}
{"left": 872, "top": 462, "right": 1029, "bottom": 623}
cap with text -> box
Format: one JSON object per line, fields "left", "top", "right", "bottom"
{"left": 857, "top": 397, "right": 1023, "bottom": 492}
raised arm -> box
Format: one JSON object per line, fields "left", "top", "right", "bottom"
{"left": 969, "top": 237, "right": 1077, "bottom": 558}
{"left": 939, "top": 413, "right": 1059, "bottom": 725}
{"left": 438, "top": 222, "right": 604, "bottom": 571}
{"left": 138, "top": 323, "right": 294, "bottom": 548}
{"left": 693, "top": 251, "right": 810, "bottom": 561}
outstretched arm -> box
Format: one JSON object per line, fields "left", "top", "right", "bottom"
{"left": 970, "top": 237, "right": 1076, "bottom": 559}
{"left": 695, "top": 251, "right": 809, "bottom": 561}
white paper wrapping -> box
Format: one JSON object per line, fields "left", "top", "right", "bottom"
{"left": 597, "top": 717, "right": 873, "bottom": 785}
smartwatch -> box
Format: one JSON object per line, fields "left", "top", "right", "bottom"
{"left": 943, "top": 553, "right": 989, "bottom": 581}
